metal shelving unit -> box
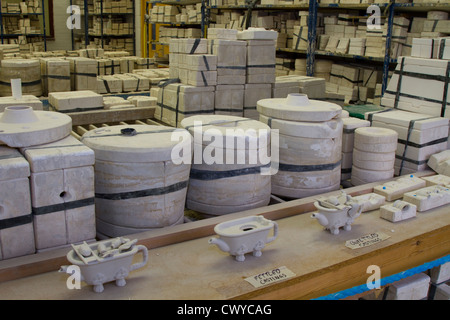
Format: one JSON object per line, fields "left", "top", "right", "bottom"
{"left": 0, "top": 0, "right": 47, "bottom": 51}
{"left": 70, "top": 0, "right": 136, "bottom": 55}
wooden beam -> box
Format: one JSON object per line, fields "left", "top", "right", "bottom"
{"left": 67, "top": 107, "right": 156, "bottom": 126}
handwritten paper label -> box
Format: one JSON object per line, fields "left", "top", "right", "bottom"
{"left": 345, "top": 232, "right": 390, "bottom": 250}
{"left": 245, "top": 266, "right": 296, "bottom": 288}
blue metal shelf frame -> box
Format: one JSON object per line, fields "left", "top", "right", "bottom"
{"left": 0, "top": 0, "right": 47, "bottom": 50}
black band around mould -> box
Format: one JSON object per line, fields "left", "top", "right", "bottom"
{"left": 189, "top": 164, "right": 271, "bottom": 181}
{"left": 32, "top": 197, "right": 95, "bottom": 216}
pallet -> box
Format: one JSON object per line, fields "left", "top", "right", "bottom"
{"left": 0, "top": 171, "right": 448, "bottom": 300}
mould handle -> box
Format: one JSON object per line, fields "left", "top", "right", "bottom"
{"left": 129, "top": 245, "right": 149, "bottom": 272}
{"left": 266, "top": 221, "right": 278, "bottom": 244}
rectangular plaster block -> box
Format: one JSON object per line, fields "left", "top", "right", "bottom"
{"left": 97, "top": 75, "right": 123, "bottom": 94}
{"left": 292, "top": 26, "right": 308, "bottom": 50}
{"left": 403, "top": 185, "right": 450, "bottom": 212}
{"left": 177, "top": 38, "right": 207, "bottom": 54}
{"left": 0, "top": 95, "right": 43, "bottom": 112}
{"left": 385, "top": 273, "right": 430, "bottom": 300}
{"left": 421, "top": 174, "right": 450, "bottom": 187}
{"left": 244, "top": 83, "right": 271, "bottom": 119}
{"left": 272, "top": 79, "right": 299, "bottom": 98}
{"left": 428, "top": 150, "right": 450, "bottom": 174}
{"left": 186, "top": 70, "right": 217, "bottom": 87}
{"left": 342, "top": 117, "right": 371, "bottom": 153}
{"left": 66, "top": 57, "right": 98, "bottom": 91}
{"left": 185, "top": 54, "right": 217, "bottom": 71}
{"left": 430, "top": 261, "right": 450, "bottom": 285}
{"left": 127, "top": 96, "right": 157, "bottom": 107}
{"left": 433, "top": 281, "right": 450, "bottom": 300}
{"left": 380, "top": 201, "right": 417, "bottom": 222}
{"left": 40, "top": 58, "right": 71, "bottom": 94}
{"left": 374, "top": 175, "right": 427, "bottom": 201}
{"left": 237, "top": 29, "right": 278, "bottom": 40}
{"left": 0, "top": 222, "right": 35, "bottom": 260}
{"left": 21, "top": 135, "right": 95, "bottom": 173}
{"left": 117, "top": 73, "right": 150, "bottom": 92}
{"left": 215, "top": 84, "right": 244, "bottom": 116}
{"left": 207, "top": 28, "right": 238, "bottom": 40}
{"left": 208, "top": 39, "right": 247, "bottom": 70}
{"left": 352, "top": 193, "right": 386, "bottom": 213}
{"left": 49, "top": 90, "right": 103, "bottom": 112}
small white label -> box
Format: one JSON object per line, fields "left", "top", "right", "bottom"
{"left": 345, "top": 232, "right": 390, "bottom": 250}
{"left": 245, "top": 266, "right": 296, "bottom": 288}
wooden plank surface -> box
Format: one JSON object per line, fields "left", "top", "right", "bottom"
{"left": 0, "top": 172, "right": 449, "bottom": 300}
{"left": 67, "top": 107, "right": 156, "bottom": 126}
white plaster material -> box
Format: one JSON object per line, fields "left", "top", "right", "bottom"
{"left": 374, "top": 174, "right": 427, "bottom": 201}
{"left": 97, "top": 75, "right": 122, "bottom": 94}
{"left": 21, "top": 135, "right": 95, "bottom": 250}
{"left": 245, "top": 38, "right": 276, "bottom": 84}
{"left": 214, "top": 84, "right": 244, "bottom": 116}
{"left": 275, "top": 75, "right": 326, "bottom": 99}
{"left": 351, "top": 193, "right": 386, "bottom": 213}
{"left": 258, "top": 94, "right": 342, "bottom": 198}
{"left": 354, "top": 127, "right": 398, "bottom": 152}
{"left": 181, "top": 115, "right": 271, "bottom": 216}
{"left": 66, "top": 57, "right": 98, "bottom": 92}
{"left": 0, "top": 59, "right": 42, "bottom": 97}
{"left": 385, "top": 273, "right": 430, "bottom": 300}
{"left": 40, "top": 58, "right": 71, "bottom": 95}
{"left": 0, "top": 146, "right": 35, "bottom": 260}
{"left": 271, "top": 78, "right": 299, "bottom": 98}
{"left": 82, "top": 125, "right": 192, "bottom": 236}
{"left": 434, "top": 281, "right": 450, "bottom": 300}
{"left": 127, "top": 96, "right": 157, "bottom": 108}
{"left": 237, "top": 28, "right": 278, "bottom": 40}
{"left": 428, "top": 150, "right": 450, "bottom": 176}
{"left": 0, "top": 95, "right": 43, "bottom": 112}
{"left": 421, "top": 174, "right": 450, "bottom": 187}
{"left": 380, "top": 200, "right": 417, "bottom": 222}
{"left": 0, "top": 106, "right": 72, "bottom": 148}
{"left": 312, "top": 191, "right": 362, "bottom": 235}
{"left": 209, "top": 215, "right": 278, "bottom": 262}
{"left": 381, "top": 57, "right": 450, "bottom": 118}
{"left": 257, "top": 93, "right": 342, "bottom": 122}
{"left": 403, "top": 185, "right": 450, "bottom": 212}
{"left": 342, "top": 117, "right": 371, "bottom": 153}
{"left": 430, "top": 261, "right": 450, "bottom": 285}
{"left": 208, "top": 39, "right": 247, "bottom": 85}
{"left": 207, "top": 28, "right": 238, "bottom": 40}
{"left": 49, "top": 90, "right": 103, "bottom": 112}
{"left": 62, "top": 237, "right": 148, "bottom": 293}
{"left": 244, "top": 84, "right": 272, "bottom": 120}
{"left": 155, "top": 83, "right": 215, "bottom": 128}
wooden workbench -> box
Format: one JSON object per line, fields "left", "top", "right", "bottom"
{"left": 0, "top": 173, "right": 449, "bottom": 300}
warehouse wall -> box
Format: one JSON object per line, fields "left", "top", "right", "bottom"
{"left": 47, "top": 0, "right": 72, "bottom": 51}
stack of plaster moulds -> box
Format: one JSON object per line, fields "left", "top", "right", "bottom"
{"left": 155, "top": 38, "right": 215, "bottom": 128}
{"left": 340, "top": 117, "right": 370, "bottom": 182}
{"left": 366, "top": 110, "right": 449, "bottom": 176}
{"left": 351, "top": 127, "right": 398, "bottom": 186}
{"left": 257, "top": 93, "right": 343, "bottom": 199}
{"left": 237, "top": 28, "right": 277, "bottom": 120}
{"left": 0, "top": 105, "right": 95, "bottom": 259}
{"left": 208, "top": 29, "right": 247, "bottom": 117}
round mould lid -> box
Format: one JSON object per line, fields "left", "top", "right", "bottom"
{"left": 0, "top": 106, "right": 72, "bottom": 148}
{"left": 257, "top": 93, "right": 342, "bottom": 122}
{"left": 180, "top": 115, "right": 270, "bottom": 150}
{"left": 81, "top": 124, "right": 192, "bottom": 163}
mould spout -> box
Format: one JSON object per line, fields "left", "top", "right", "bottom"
{"left": 311, "top": 212, "right": 329, "bottom": 227}
{"left": 208, "top": 237, "right": 230, "bottom": 253}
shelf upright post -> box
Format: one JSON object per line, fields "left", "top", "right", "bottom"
{"left": 41, "top": 0, "right": 47, "bottom": 51}
{"left": 382, "top": 1, "right": 395, "bottom": 95}
{"left": 84, "top": 0, "right": 90, "bottom": 47}
{"left": 0, "top": 2, "right": 4, "bottom": 44}
{"left": 306, "top": 0, "right": 318, "bottom": 77}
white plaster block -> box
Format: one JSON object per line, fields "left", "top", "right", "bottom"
{"left": 380, "top": 200, "right": 417, "bottom": 222}
{"left": 66, "top": 57, "right": 98, "bottom": 91}
{"left": 49, "top": 90, "right": 103, "bottom": 112}
{"left": 374, "top": 174, "right": 427, "bottom": 201}
{"left": 403, "top": 185, "right": 450, "bottom": 212}
{"left": 434, "top": 281, "right": 450, "bottom": 300}
{"left": 237, "top": 28, "right": 278, "bottom": 40}
{"left": 0, "top": 95, "right": 43, "bottom": 112}
{"left": 207, "top": 28, "right": 238, "bottom": 40}
{"left": 97, "top": 75, "right": 123, "bottom": 94}
{"left": 185, "top": 54, "right": 217, "bottom": 71}
{"left": 430, "top": 261, "right": 450, "bottom": 285}
{"left": 385, "top": 273, "right": 430, "bottom": 300}
{"left": 421, "top": 174, "right": 450, "bottom": 187}
{"left": 352, "top": 193, "right": 386, "bottom": 213}
{"left": 215, "top": 84, "right": 244, "bottom": 116}
{"left": 428, "top": 150, "right": 450, "bottom": 175}
{"left": 127, "top": 96, "right": 157, "bottom": 107}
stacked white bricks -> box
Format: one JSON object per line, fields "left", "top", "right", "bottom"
{"left": 0, "top": 146, "right": 35, "bottom": 260}
{"left": 351, "top": 127, "right": 398, "bottom": 186}
{"left": 430, "top": 261, "right": 450, "bottom": 300}
{"left": 341, "top": 117, "right": 370, "bottom": 181}
{"left": 39, "top": 58, "right": 71, "bottom": 96}
{"left": 20, "top": 135, "right": 96, "bottom": 251}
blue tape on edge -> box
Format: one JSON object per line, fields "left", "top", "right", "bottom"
{"left": 313, "top": 254, "right": 450, "bottom": 300}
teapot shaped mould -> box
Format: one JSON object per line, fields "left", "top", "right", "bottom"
{"left": 311, "top": 191, "right": 362, "bottom": 235}
{"left": 209, "top": 215, "right": 278, "bottom": 262}
{"left": 60, "top": 237, "right": 148, "bottom": 293}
